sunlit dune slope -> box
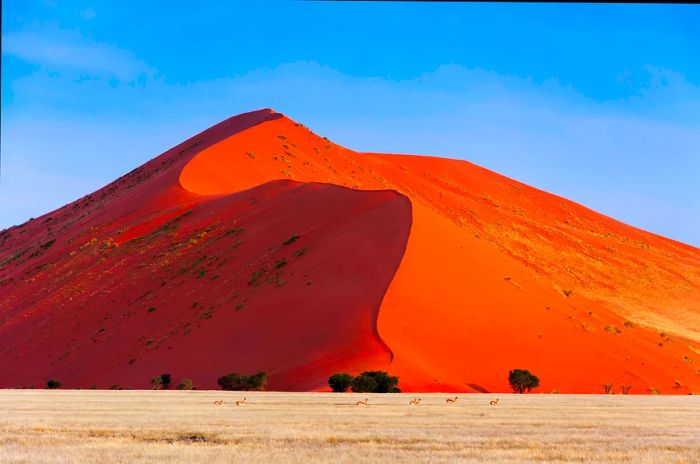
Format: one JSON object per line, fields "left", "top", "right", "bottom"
{"left": 1, "top": 108, "right": 698, "bottom": 393}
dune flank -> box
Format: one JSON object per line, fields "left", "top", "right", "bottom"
{"left": 1, "top": 108, "right": 698, "bottom": 393}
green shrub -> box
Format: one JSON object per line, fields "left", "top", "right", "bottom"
{"left": 350, "top": 374, "right": 377, "bottom": 393}
{"left": 218, "top": 373, "right": 245, "bottom": 390}
{"left": 342, "top": 371, "right": 400, "bottom": 393}
{"left": 292, "top": 247, "right": 307, "bottom": 257}
{"left": 508, "top": 369, "right": 540, "bottom": 394}
{"left": 177, "top": 378, "right": 194, "bottom": 390}
{"left": 161, "top": 373, "right": 171, "bottom": 389}
{"left": 46, "top": 379, "right": 62, "bottom": 389}
{"left": 217, "top": 372, "right": 267, "bottom": 391}
{"left": 357, "top": 371, "right": 399, "bottom": 393}
{"left": 328, "top": 373, "right": 354, "bottom": 392}
{"left": 151, "top": 376, "right": 163, "bottom": 390}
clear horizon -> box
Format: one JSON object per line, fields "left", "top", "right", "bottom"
{"left": 2, "top": 1, "right": 699, "bottom": 246}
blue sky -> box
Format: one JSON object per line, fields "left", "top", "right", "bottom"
{"left": 2, "top": 1, "right": 699, "bottom": 246}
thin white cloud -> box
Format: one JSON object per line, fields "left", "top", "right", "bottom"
{"left": 2, "top": 25, "right": 152, "bottom": 81}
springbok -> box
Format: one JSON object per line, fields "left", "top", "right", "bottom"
{"left": 409, "top": 398, "right": 421, "bottom": 405}
{"left": 213, "top": 400, "right": 224, "bottom": 405}
{"left": 489, "top": 398, "right": 499, "bottom": 406}
{"left": 355, "top": 398, "right": 368, "bottom": 406}
{"left": 234, "top": 397, "right": 247, "bottom": 406}
{"left": 446, "top": 396, "right": 458, "bottom": 405}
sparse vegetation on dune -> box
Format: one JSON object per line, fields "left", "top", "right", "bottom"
{"left": 0, "top": 390, "right": 698, "bottom": 463}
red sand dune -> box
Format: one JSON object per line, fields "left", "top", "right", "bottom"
{"left": 1, "top": 108, "right": 699, "bottom": 393}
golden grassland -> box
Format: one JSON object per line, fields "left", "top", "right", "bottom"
{"left": 0, "top": 390, "right": 698, "bottom": 463}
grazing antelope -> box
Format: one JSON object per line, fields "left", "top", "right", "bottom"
{"left": 446, "top": 396, "right": 458, "bottom": 405}
{"left": 355, "top": 398, "right": 368, "bottom": 406}
{"left": 234, "top": 397, "right": 247, "bottom": 406}
{"left": 489, "top": 398, "right": 499, "bottom": 406}
{"left": 409, "top": 398, "right": 421, "bottom": 405}
{"left": 213, "top": 400, "right": 224, "bottom": 405}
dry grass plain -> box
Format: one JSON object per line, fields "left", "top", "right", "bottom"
{"left": 0, "top": 390, "right": 698, "bottom": 463}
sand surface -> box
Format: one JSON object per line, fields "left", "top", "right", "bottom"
{"left": 1, "top": 390, "right": 699, "bottom": 463}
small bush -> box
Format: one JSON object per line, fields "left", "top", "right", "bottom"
{"left": 337, "top": 371, "right": 400, "bottom": 393}
{"left": 350, "top": 374, "right": 377, "bottom": 393}
{"left": 283, "top": 235, "right": 299, "bottom": 245}
{"left": 328, "top": 373, "right": 354, "bottom": 392}
{"left": 217, "top": 372, "right": 267, "bottom": 391}
{"left": 602, "top": 383, "right": 614, "bottom": 394}
{"left": 46, "top": 379, "right": 62, "bottom": 389}
{"left": 620, "top": 384, "right": 632, "bottom": 395}
{"left": 358, "top": 371, "right": 399, "bottom": 393}
{"left": 508, "top": 369, "right": 540, "bottom": 394}
{"left": 177, "top": 378, "right": 194, "bottom": 390}
{"left": 151, "top": 376, "right": 163, "bottom": 390}
{"left": 292, "top": 247, "right": 307, "bottom": 257}
{"left": 161, "top": 373, "right": 171, "bottom": 389}
{"left": 41, "top": 239, "right": 56, "bottom": 249}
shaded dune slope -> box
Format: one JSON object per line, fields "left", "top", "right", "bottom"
{"left": 1, "top": 108, "right": 699, "bottom": 393}
{"left": 0, "top": 110, "right": 411, "bottom": 390}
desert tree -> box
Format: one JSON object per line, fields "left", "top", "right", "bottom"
{"left": 46, "top": 379, "right": 62, "bottom": 389}
{"left": 217, "top": 372, "right": 268, "bottom": 391}
{"left": 328, "top": 373, "right": 354, "bottom": 392}
{"left": 508, "top": 369, "right": 540, "bottom": 394}
{"left": 350, "top": 374, "right": 378, "bottom": 393}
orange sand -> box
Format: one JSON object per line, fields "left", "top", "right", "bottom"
{"left": 179, "top": 110, "right": 700, "bottom": 393}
